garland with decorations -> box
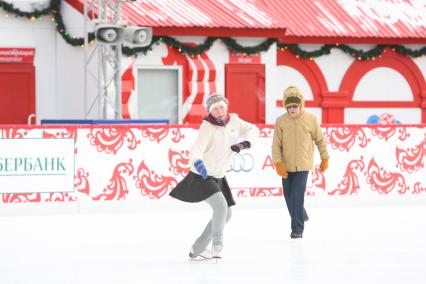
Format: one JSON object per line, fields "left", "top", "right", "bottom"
{"left": 0, "top": 0, "right": 94, "bottom": 45}
{"left": 277, "top": 43, "right": 426, "bottom": 61}
{"left": 122, "top": 37, "right": 278, "bottom": 57}
{"left": 1, "top": 0, "right": 425, "bottom": 60}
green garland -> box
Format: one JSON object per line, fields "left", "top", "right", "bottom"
{"left": 122, "top": 37, "right": 278, "bottom": 57}
{"left": 277, "top": 43, "right": 426, "bottom": 61}
{"left": 1, "top": 0, "right": 425, "bottom": 60}
{"left": 0, "top": 0, "right": 56, "bottom": 18}
{"left": 0, "top": 0, "right": 95, "bottom": 45}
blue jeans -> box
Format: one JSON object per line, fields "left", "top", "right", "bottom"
{"left": 282, "top": 171, "right": 309, "bottom": 234}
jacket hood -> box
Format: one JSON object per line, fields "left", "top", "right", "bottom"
{"left": 282, "top": 86, "right": 305, "bottom": 114}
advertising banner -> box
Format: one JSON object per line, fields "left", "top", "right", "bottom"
{"left": 0, "top": 138, "right": 75, "bottom": 193}
{"left": 0, "top": 125, "right": 424, "bottom": 205}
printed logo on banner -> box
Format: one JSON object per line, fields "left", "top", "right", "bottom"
{"left": 0, "top": 138, "right": 74, "bottom": 194}
{"left": 227, "top": 153, "right": 255, "bottom": 172}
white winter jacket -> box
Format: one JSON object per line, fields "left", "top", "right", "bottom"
{"left": 189, "top": 113, "right": 259, "bottom": 178}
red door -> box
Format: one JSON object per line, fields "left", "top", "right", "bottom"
{"left": 225, "top": 64, "right": 265, "bottom": 123}
{"left": 0, "top": 64, "right": 35, "bottom": 124}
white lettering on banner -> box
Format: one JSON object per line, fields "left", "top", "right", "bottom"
{"left": 0, "top": 49, "right": 34, "bottom": 56}
{"left": 0, "top": 139, "right": 74, "bottom": 194}
{"left": 0, "top": 57, "right": 24, "bottom": 62}
{"left": 0, "top": 48, "right": 35, "bottom": 63}
{"left": 338, "top": 0, "right": 426, "bottom": 30}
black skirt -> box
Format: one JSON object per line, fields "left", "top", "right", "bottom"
{"left": 169, "top": 171, "right": 236, "bottom": 207}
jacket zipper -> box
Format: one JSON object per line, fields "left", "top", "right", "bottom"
{"left": 294, "top": 118, "right": 298, "bottom": 171}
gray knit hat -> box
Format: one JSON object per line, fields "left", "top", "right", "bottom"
{"left": 206, "top": 93, "right": 229, "bottom": 113}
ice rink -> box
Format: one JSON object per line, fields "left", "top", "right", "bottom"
{"left": 1, "top": 200, "right": 426, "bottom": 284}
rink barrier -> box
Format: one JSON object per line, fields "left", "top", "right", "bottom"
{"left": 40, "top": 119, "right": 169, "bottom": 125}
{"left": 0, "top": 124, "right": 425, "bottom": 212}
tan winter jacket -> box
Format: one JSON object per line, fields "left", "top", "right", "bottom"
{"left": 272, "top": 88, "right": 329, "bottom": 172}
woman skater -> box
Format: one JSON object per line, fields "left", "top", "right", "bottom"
{"left": 169, "top": 93, "right": 259, "bottom": 259}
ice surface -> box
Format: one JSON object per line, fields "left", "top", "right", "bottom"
{"left": 1, "top": 205, "right": 425, "bottom": 284}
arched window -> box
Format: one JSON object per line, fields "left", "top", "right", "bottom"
{"left": 340, "top": 49, "right": 426, "bottom": 124}
{"left": 276, "top": 49, "right": 327, "bottom": 122}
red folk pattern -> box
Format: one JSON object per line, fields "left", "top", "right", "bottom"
{"left": 92, "top": 160, "right": 134, "bottom": 201}
{"left": 326, "top": 126, "right": 369, "bottom": 151}
{"left": 312, "top": 166, "right": 326, "bottom": 192}
{"left": 236, "top": 187, "right": 282, "bottom": 197}
{"left": 371, "top": 125, "right": 396, "bottom": 141}
{"left": 371, "top": 126, "right": 409, "bottom": 141}
{"left": 141, "top": 126, "right": 169, "bottom": 143}
{"left": 45, "top": 192, "right": 77, "bottom": 202}
{"left": 134, "top": 161, "right": 177, "bottom": 199}
{"left": 168, "top": 149, "right": 190, "bottom": 177}
{"left": 328, "top": 158, "right": 365, "bottom": 195}
{"left": 2, "top": 193, "right": 41, "bottom": 203}
{"left": 305, "top": 186, "right": 315, "bottom": 196}
{"left": 75, "top": 168, "right": 90, "bottom": 196}
{"left": 43, "top": 128, "right": 79, "bottom": 153}
{"left": 42, "top": 128, "right": 77, "bottom": 139}
{"left": 0, "top": 127, "right": 28, "bottom": 138}
{"left": 171, "top": 128, "right": 186, "bottom": 143}
{"left": 259, "top": 126, "right": 274, "bottom": 138}
{"left": 396, "top": 140, "right": 425, "bottom": 173}
{"left": 397, "top": 127, "right": 410, "bottom": 141}
{"left": 88, "top": 128, "right": 140, "bottom": 154}
{"left": 365, "top": 158, "right": 409, "bottom": 194}
{"left": 412, "top": 182, "right": 426, "bottom": 194}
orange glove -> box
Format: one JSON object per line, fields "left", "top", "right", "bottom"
{"left": 319, "top": 159, "right": 328, "bottom": 173}
{"left": 275, "top": 162, "right": 288, "bottom": 179}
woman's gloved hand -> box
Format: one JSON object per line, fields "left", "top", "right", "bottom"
{"left": 230, "top": 141, "right": 251, "bottom": 153}
{"left": 194, "top": 159, "right": 208, "bottom": 179}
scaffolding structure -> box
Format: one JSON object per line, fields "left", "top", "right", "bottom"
{"left": 83, "top": 0, "right": 123, "bottom": 119}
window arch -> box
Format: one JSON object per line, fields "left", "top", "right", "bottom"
{"left": 276, "top": 50, "right": 327, "bottom": 108}
{"left": 340, "top": 49, "right": 425, "bottom": 108}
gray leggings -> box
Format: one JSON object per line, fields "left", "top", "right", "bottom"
{"left": 191, "top": 192, "right": 232, "bottom": 254}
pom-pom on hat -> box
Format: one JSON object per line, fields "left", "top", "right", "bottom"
{"left": 283, "top": 86, "right": 304, "bottom": 108}
{"left": 206, "top": 93, "right": 229, "bottom": 113}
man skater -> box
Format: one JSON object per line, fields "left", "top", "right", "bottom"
{"left": 272, "top": 86, "right": 329, "bottom": 239}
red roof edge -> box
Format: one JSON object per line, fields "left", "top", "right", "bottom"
{"left": 154, "top": 27, "right": 286, "bottom": 39}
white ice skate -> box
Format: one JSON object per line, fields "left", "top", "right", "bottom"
{"left": 189, "top": 248, "right": 212, "bottom": 260}
{"left": 211, "top": 245, "right": 223, "bottom": 259}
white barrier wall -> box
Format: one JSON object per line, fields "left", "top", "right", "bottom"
{"left": 0, "top": 124, "right": 425, "bottom": 212}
